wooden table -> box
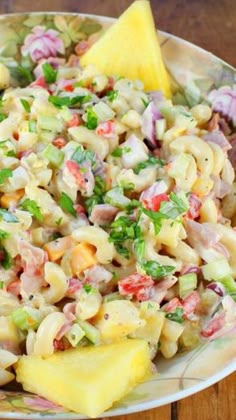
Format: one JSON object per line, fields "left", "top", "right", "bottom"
{"left": 0, "top": 1, "right": 235, "bottom": 419}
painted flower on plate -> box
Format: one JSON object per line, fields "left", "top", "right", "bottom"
{"left": 21, "top": 26, "right": 65, "bottom": 63}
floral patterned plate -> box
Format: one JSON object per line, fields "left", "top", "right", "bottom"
{"left": 0, "top": 12, "right": 235, "bottom": 420}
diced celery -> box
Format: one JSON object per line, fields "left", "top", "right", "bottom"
{"left": 39, "top": 130, "right": 55, "bottom": 143}
{"left": 65, "top": 324, "right": 85, "bottom": 347}
{"left": 168, "top": 153, "right": 191, "bottom": 178}
{"left": 42, "top": 144, "right": 64, "bottom": 167}
{"left": 38, "top": 115, "right": 63, "bottom": 132}
{"left": 201, "top": 259, "right": 232, "bottom": 281}
{"left": 103, "top": 292, "right": 124, "bottom": 303}
{"left": 104, "top": 186, "right": 130, "bottom": 209}
{"left": 11, "top": 307, "right": 42, "bottom": 331}
{"left": 219, "top": 276, "right": 236, "bottom": 293}
{"left": 155, "top": 118, "right": 166, "bottom": 140}
{"left": 179, "top": 273, "right": 197, "bottom": 298}
{"left": 77, "top": 319, "right": 101, "bottom": 345}
{"left": 92, "top": 102, "right": 115, "bottom": 122}
{"left": 59, "top": 107, "right": 72, "bottom": 122}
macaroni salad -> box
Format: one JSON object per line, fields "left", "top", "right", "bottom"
{"left": 0, "top": 60, "right": 235, "bottom": 385}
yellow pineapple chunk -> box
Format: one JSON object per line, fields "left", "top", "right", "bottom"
{"left": 80, "top": 0, "right": 171, "bottom": 96}
{"left": 16, "top": 339, "right": 151, "bottom": 418}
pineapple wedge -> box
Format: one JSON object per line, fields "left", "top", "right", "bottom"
{"left": 16, "top": 339, "right": 151, "bottom": 418}
{"left": 80, "top": 0, "right": 171, "bottom": 97}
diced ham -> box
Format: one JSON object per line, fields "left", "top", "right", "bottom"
{"left": 18, "top": 240, "right": 47, "bottom": 277}
{"left": 203, "top": 130, "right": 231, "bottom": 152}
{"left": 201, "top": 312, "right": 225, "bottom": 338}
{"left": 186, "top": 193, "right": 202, "bottom": 220}
{"left": 66, "top": 278, "right": 82, "bottom": 296}
{"left": 212, "top": 176, "right": 231, "bottom": 199}
{"left": 155, "top": 276, "right": 178, "bottom": 291}
{"left": 84, "top": 265, "right": 113, "bottom": 285}
{"left": 63, "top": 302, "right": 77, "bottom": 322}
{"left": 182, "top": 291, "right": 200, "bottom": 315}
{"left": 96, "top": 121, "right": 114, "bottom": 138}
{"left": 55, "top": 322, "right": 72, "bottom": 340}
{"left": 140, "top": 180, "right": 168, "bottom": 202}
{"left": 89, "top": 204, "right": 119, "bottom": 226}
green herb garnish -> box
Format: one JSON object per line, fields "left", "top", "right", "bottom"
{"left": 48, "top": 95, "right": 91, "bottom": 108}
{"left": 85, "top": 106, "right": 98, "bottom": 130}
{"left": 166, "top": 307, "right": 184, "bottom": 324}
{"left": 111, "top": 147, "right": 131, "bottom": 157}
{"left": 59, "top": 192, "right": 76, "bottom": 217}
{"left": 141, "top": 260, "right": 174, "bottom": 279}
{"left": 133, "top": 156, "right": 165, "bottom": 174}
{"left": 106, "top": 90, "right": 118, "bottom": 102}
{"left": 0, "top": 229, "right": 10, "bottom": 240}
{"left": 0, "top": 247, "right": 13, "bottom": 270}
{"left": 42, "top": 62, "right": 58, "bottom": 83}
{"left": 0, "top": 168, "right": 12, "bottom": 185}
{"left": 20, "top": 99, "right": 31, "bottom": 113}
{"left": 21, "top": 199, "right": 43, "bottom": 222}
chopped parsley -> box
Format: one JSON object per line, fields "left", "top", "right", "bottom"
{"left": 0, "top": 168, "right": 12, "bottom": 185}
{"left": 133, "top": 238, "right": 145, "bottom": 262}
{"left": 13, "top": 65, "right": 34, "bottom": 86}
{"left": 141, "top": 260, "right": 174, "bottom": 279}
{"left": 85, "top": 106, "right": 98, "bottom": 130}
{"left": 71, "top": 145, "right": 96, "bottom": 167}
{"left": 0, "top": 229, "right": 10, "bottom": 240}
{"left": 109, "top": 216, "right": 141, "bottom": 259}
{"left": 20, "top": 99, "right": 31, "bottom": 113}
{"left": 59, "top": 192, "right": 76, "bottom": 217}
{"left": 21, "top": 199, "right": 43, "bottom": 222}
{"left": 0, "top": 247, "right": 13, "bottom": 270}
{"left": 0, "top": 113, "right": 7, "bottom": 122}
{"left": 166, "top": 307, "right": 184, "bottom": 324}
{"left": 133, "top": 156, "right": 165, "bottom": 174}
{"left": 83, "top": 283, "right": 97, "bottom": 294}
{"left": 85, "top": 176, "right": 106, "bottom": 215}
{"left": 106, "top": 90, "right": 118, "bottom": 102}
{"left": 42, "top": 62, "right": 58, "bottom": 84}
{"left": 142, "top": 192, "right": 188, "bottom": 234}
{"left": 141, "top": 98, "right": 149, "bottom": 108}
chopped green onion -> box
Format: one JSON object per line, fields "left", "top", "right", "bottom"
{"left": 59, "top": 192, "right": 76, "bottom": 217}
{"left": 6, "top": 150, "right": 16, "bottom": 157}
{"left": 21, "top": 199, "right": 43, "bottom": 222}
{"left": 42, "top": 62, "right": 58, "bottom": 83}
{"left": 179, "top": 273, "right": 197, "bottom": 298}
{"left": 43, "top": 143, "right": 64, "bottom": 168}
{"left": 83, "top": 284, "right": 97, "bottom": 294}
{"left": 13, "top": 65, "right": 34, "bottom": 85}
{"left": 85, "top": 176, "right": 105, "bottom": 215}
{"left": 12, "top": 307, "right": 42, "bottom": 331}
{"left": 0, "top": 168, "right": 12, "bottom": 185}
{"left": 20, "top": 99, "right": 31, "bottom": 113}
{"left": 141, "top": 98, "right": 149, "bottom": 108}
{"left": 166, "top": 307, "right": 184, "bottom": 324}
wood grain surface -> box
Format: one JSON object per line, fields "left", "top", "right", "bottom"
{"left": 0, "top": 1, "right": 236, "bottom": 419}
